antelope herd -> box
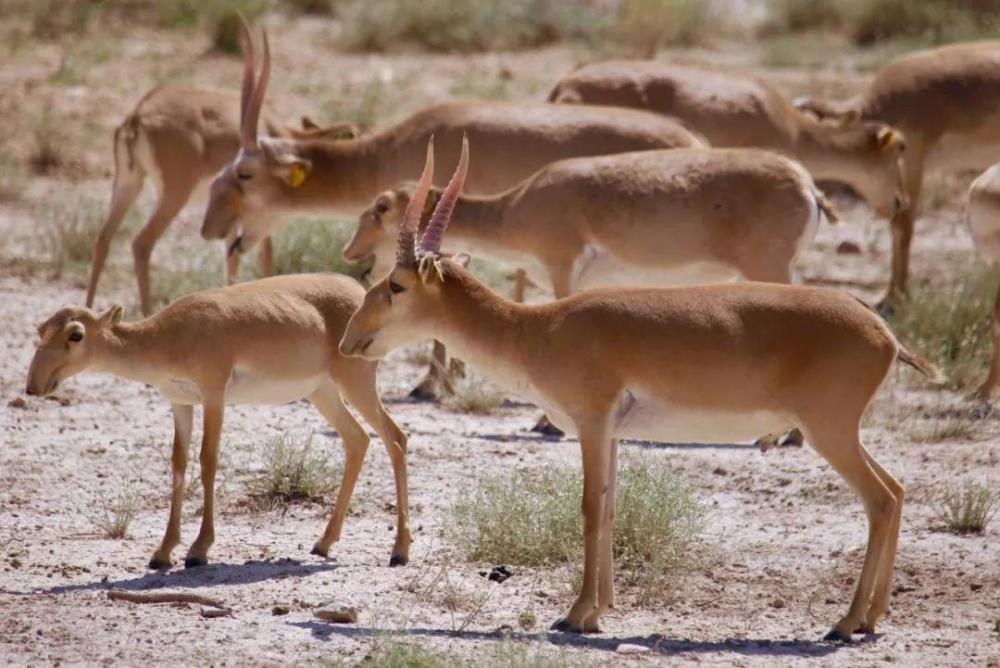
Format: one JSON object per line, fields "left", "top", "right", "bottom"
{"left": 22, "top": 17, "right": 1000, "bottom": 643}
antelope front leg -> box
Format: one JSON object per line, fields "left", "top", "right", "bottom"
{"left": 149, "top": 404, "right": 193, "bottom": 569}
{"left": 975, "top": 277, "right": 1000, "bottom": 398}
{"left": 553, "top": 427, "right": 611, "bottom": 633}
{"left": 185, "top": 398, "right": 224, "bottom": 568}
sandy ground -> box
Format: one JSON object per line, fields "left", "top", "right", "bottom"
{"left": 2, "top": 15, "right": 999, "bottom": 668}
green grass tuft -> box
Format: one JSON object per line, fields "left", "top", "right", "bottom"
{"left": 245, "top": 431, "right": 342, "bottom": 507}
{"left": 271, "top": 217, "right": 370, "bottom": 280}
{"left": 87, "top": 484, "right": 142, "bottom": 539}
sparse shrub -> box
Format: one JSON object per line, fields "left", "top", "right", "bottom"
{"left": 30, "top": 112, "right": 67, "bottom": 176}
{"left": 245, "top": 431, "right": 342, "bottom": 506}
{"left": 152, "top": 243, "right": 225, "bottom": 308}
{"left": 442, "top": 366, "right": 506, "bottom": 415}
{"left": 157, "top": 0, "right": 270, "bottom": 53}
{"left": 87, "top": 484, "right": 142, "bottom": 539}
{"left": 361, "top": 636, "right": 453, "bottom": 667}
{"left": 936, "top": 480, "right": 998, "bottom": 534}
{"left": 449, "top": 457, "right": 707, "bottom": 597}
{"left": 34, "top": 195, "right": 106, "bottom": 275}
{"left": 889, "top": 263, "right": 998, "bottom": 391}
{"left": 612, "top": 0, "right": 716, "bottom": 56}
{"left": 272, "top": 217, "right": 369, "bottom": 280}
{"left": 765, "top": 0, "right": 847, "bottom": 33}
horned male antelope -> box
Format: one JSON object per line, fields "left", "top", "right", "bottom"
{"left": 795, "top": 41, "right": 1000, "bottom": 307}
{"left": 548, "top": 61, "right": 908, "bottom": 223}
{"left": 27, "top": 275, "right": 410, "bottom": 569}
{"left": 341, "top": 138, "right": 942, "bottom": 640}
{"left": 965, "top": 165, "right": 1000, "bottom": 397}
{"left": 202, "top": 23, "right": 703, "bottom": 258}
{"left": 345, "top": 147, "right": 837, "bottom": 295}
{"left": 87, "top": 84, "right": 357, "bottom": 316}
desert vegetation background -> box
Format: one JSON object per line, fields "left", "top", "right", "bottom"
{"left": 1, "top": 1, "right": 998, "bottom": 666}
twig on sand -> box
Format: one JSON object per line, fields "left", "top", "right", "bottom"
{"left": 107, "top": 589, "right": 227, "bottom": 610}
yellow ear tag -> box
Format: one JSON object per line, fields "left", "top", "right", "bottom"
{"left": 289, "top": 164, "right": 307, "bottom": 188}
{"left": 878, "top": 129, "right": 896, "bottom": 151}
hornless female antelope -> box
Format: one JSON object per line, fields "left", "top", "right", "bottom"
{"left": 202, "top": 24, "right": 704, "bottom": 258}
{"left": 345, "top": 147, "right": 838, "bottom": 296}
{"left": 340, "top": 138, "right": 943, "bottom": 640}
{"left": 795, "top": 41, "right": 1000, "bottom": 307}
{"left": 965, "top": 165, "right": 1000, "bottom": 397}
{"left": 548, "top": 61, "right": 908, "bottom": 222}
{"left": 87, "top": 84, "right": 357, "bottom": 316}
{"left": 26, "top": 275, "right": 411, "bottom": 569}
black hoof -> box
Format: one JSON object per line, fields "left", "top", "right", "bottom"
{"left": 310, "top": 545, "right": 329, "bottom": 558}
{"left": 388, "top": 554, "right": 409, "bottom": 567}
{"left": 148, "top": 557, "right": 171, "bottom": 570}
{"left": 408, "top": 384, "right": 437, "bottom": 402}
{"left": 184, "top": 556, "right": 208, "bottom": 569}
{"left": 780, "top": 428, "right": 805, "bottom": 447}
{"left": 531, "top": 416, "right": 564, "bottom": 438}
{"left": 823, "top": 628, "right": 853, "bottom": 643}
{"left": 550, "top": 617, "right": 576, "bottom": 633}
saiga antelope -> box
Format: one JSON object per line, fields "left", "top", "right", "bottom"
{"left": 548, "top": 61, "right": 908, "bottom": 224}
{"left": 795, "top": 41, "right": 1000, "bottom": 307}
{"left": 965, "top": 165, "right": 1000, "bottom": 397}
{"left": 87, "top": 84, "right": 357, "bottom": 315}
{"left": 26, "top": 275, "right": 411, "bottom": 569}
{"left": 346, "top": 146, "right": 837, "bottom": 441}
{"left": 340, "top": 138, "right": 943, "bottom": 640}
{"left": 207, "top": 21, "right": 702, "bottom": 397}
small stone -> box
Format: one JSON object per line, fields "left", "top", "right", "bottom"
{"left": 836, "top": 240, "right": 862, "bottom": 255}
{"left": 617, "top": 643, "right": 650, "bottom": 655}
{"left": 200, "top": 606, "right": 231, "bottom": 618}
{"left": 712, "top": 466, "right": 728, "bottom": 476}
{"left": 314, "top": 607, "right": 358, "bottom": 624}
{"left": 488, "top": 565, "right": 513, "bottom": 583}
{"left": 272, "top": 605, "right": 289, "bottom": 616}
{"left": 770, "top": 598, "right": 785, "bottom": 609}
{"left": 7, "top": 397, "right": 27, "bottom": 409}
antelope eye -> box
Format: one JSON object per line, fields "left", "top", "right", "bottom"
{"left": 388, "top": 281, "right": 405, "bottom": 294}
{"left": 68, "top": 331, "right": 83, "bottom": 343}
{"left": 237, "top": 172, "right": 252, "bottom": 181}
{"left": 375, "top": 202, "right": 389, "bottom": 215}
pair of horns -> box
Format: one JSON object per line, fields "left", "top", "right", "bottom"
{"left": 239, "top": 16, "right": 270, "bottom": 152}
{"left": 396, "top": 135, "right": 469, "bottom": 268}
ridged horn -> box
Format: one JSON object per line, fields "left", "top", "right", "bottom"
{"left": 418, "top": 135, "right": 468, "bottom": 256}
{"left": 241, "top": 26, "right": 270, "bottom": 152}
{"left": 396, "top": 137, "right": 435, "bottom": 267}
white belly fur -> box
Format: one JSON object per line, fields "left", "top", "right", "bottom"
{"left": 156, "top": 369, "right": 324, "bottom": 406}
{"left": 613, "top": 389, "right": 792, "bottom": 444}
{"left": 572, "top": 244, "right": 738, "bottom": 292}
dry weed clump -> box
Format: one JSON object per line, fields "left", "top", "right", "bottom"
{"left": 449, "top": 456, "right": 707, "bottom": 599}
{"left": 441, "top": 366, "right": 507, "bottom": 415}
{"left": 86, "top": 484, "right": 142, "bottom": 539}
{"left": 936, "top": 481, "right": 998, "bottom": 534}
{"left": 34, "top": 195, "right": 106, "bottom": 276}
{"left": 889, "top": 263, "right": 998, "bottom": 392}
{"left": 245, "top": 431, "right": 342, "bottom": 507}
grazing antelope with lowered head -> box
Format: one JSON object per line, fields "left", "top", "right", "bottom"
{"left": 202, "top": 22, "right": 704, "bottom": 260}
{"left": 548, "top": 61, "right": 908, "bottom": 222}
{"left": 340, "top": 138, "right": 943, "bottom": 640}
{"left": 965, "top": 165, "right": 1000, "bottom": 398}
{"left": 87, "top": 84, "right": 358, "bottom": 316}
{"left": 795, "top": 41, "right": 1000, "bottom": 308}
{"left": 27, "top": 275, "right": 411, "bottom": 569}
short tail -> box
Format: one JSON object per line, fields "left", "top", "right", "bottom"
{"left": 897, "top": 345, "right": 946, "bottom": 384}
{"left": 814, "top": 188, "right": 840, "bottom": 225}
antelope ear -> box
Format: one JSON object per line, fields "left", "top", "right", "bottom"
{"left": 273, "top": 154, "right": 312, "bottom": 188}
{"left": 99, "top": 304, "right": 125, "bottom": 327}
{"left": 450, "top": 252, "right": 471, "bottom": 268}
